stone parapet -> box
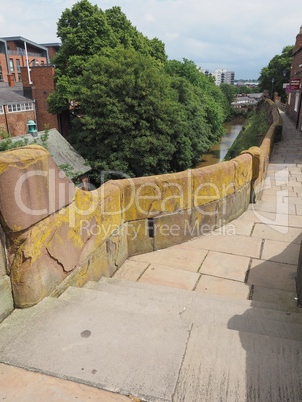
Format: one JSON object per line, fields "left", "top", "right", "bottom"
{"left": 0, "top": 100, "right": 282, "bottom": 309}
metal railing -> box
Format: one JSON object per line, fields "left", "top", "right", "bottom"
{"left": 7, "top": 50, "right": 45, "bottom": 58}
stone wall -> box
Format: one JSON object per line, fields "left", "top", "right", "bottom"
{"left": 0, "top": 99, "right": 282, "bottom": 313}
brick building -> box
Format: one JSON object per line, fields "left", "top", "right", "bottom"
{"left": 287, "top": 26, "right": 302, "bottom": 130}
{"left": 0, "top": 87, "right": 35, "bottom": 137}
{"left": 21, "top": 65, "right": 60, "bottom": 132}
{"left": 0, "top": 37, "right": 49, "bottom": 84}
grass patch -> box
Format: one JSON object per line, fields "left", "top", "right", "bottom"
{"left": 224, "top": 109, "right": 268, "bottom": 161}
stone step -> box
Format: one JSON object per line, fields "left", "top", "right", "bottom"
{"left": 0, "top": 287, "right": 301, "bottom": 402}
{"left": 0, "top": 293, "right": 191, "bottom": 402}
{"left": 86, "top": 277, "right": 302, "bottom": 318}
{"left": 93, "top": 277, "right": 301, "bottom": 313}
{"left": 63, "top": 285, "right": 302, "bottom": 341}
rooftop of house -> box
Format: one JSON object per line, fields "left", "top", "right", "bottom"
{"left": 0, "top": 86, "right": 31, "bottom": 105}
{"left": 3, "top": 129, "right": 91, "bottom": 178}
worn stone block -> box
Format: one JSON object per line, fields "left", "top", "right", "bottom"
{"left": 51, "top": 242, "right": 110, "bottom": 298}
{"left": 114, "top": 170, "right": 193, "bottom": 221}
{"left": 192, "top": 162, "right": 235, "bottom": 208}
{"left": 0, "top": 225, "right": 7, "bottom": 277}
{"left": 127, "top": 219, "right": 154, "bottom": 256}
{"left": 106, "top": 224, "right": 128, "bottom": 277}
{"left": 0, "top": 276, "right": 14, "bottom": 322}
{"left": 217, "top": 183, "right": 251, "bottom": 226}
{"left": 191, "top": 201, "right": 218, "bottom": 236}
{"left": 0, "top": 145, "right": 75, "bottom": 231}
{"left": 153, "top": 210, "right": 193, "bottom": 250}
{"left": 231, "top": 153, "right": 252, "bottom": 190}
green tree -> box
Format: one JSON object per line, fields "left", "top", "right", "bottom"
{"left": 68, "top": 48, "right": 218, "bottom": 181}
{"left": 165, "top": 59, "right": 228, "bottom": 139}
{"left": 258, "top": 45, "right": 294, "bottom": 102}
{"left": 48, "top": 1, "right": 167, "bottom": 114}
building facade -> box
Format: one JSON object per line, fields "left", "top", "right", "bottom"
{"left": 0, "top": 37, "right": 52, "bottom": 84}
{"left": 199, "top": 68, "right": 235, "bottom": 86}
{"left": 287, "top": 26, "right": 302, "bottom": 130}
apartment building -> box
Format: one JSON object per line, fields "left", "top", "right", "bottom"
{"left": 199, "top": 68, "right": 235, "bottom": 86}
{"left": 0, "top": 37, "right": 51, "bottom": 84}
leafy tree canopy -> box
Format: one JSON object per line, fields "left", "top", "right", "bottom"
{"left": 48, "top": 1, "right": 167, "bottom": 113}
{"left": 48, "top": 0, "right": 230, "bottom": 181}
{"left": 258, "top": 45, "right": 294, "bottom": 102}
{"left": 69, "top": 48, "right": 220, "bottom": 182}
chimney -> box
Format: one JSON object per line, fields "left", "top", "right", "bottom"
{"left": 7, "top": 74, "right": 15, "bottom": 87}
{"left": 295, "top": 26, "right": 302, "bottom": 50}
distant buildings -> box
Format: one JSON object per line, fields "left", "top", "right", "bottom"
{"left": 199, "top": 68, "right": 235, "bottom": 86}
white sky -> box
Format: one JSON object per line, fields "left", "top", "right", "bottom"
{"left": 1, "top": 0, "right": 301, "bottom": 79}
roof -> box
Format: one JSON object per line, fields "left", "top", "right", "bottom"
{"left": 0, "top": 87, "right": 33, "bottom": 106}
{"left": 248, "top": 93, "right": 264, "bottom": 98}
{"left": 7, "top": 129, "right": 91, "bottom": 177}
{"left": 0, "top": 36, "right": 48, "bottom": 52}
{"left": 40, "top": 43, "right": 61, "bottom": 47}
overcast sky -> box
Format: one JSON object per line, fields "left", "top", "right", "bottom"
{"left": 1, "top": 0, "right": 301, "bottom": 79}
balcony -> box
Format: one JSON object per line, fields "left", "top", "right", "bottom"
{"left": 7, "top": 50, "right": 45, "bottom": 58}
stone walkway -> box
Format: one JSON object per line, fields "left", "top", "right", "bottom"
{"left": 113, "top": 111, "right": 302, "bottom": 312}
{"left": 1, "top": 111, "right": 302, "bottom": 401}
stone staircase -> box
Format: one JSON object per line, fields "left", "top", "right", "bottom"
{"left": 0, "top": 277, "right": 301, "bottom": 401}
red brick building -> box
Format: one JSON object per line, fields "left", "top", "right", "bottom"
{"left": 21, "top": 65, "right": 60, "bottom": 132}
{"left": 0, "top": 37, "right": 49, "bottom": 84}
{"left": 287, "top": 26, "right": 302, "bottom": 130}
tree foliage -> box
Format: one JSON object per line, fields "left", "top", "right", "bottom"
{"left": 258, "top": 45, "right": 294, "bottom": 102}
{"left": 48, "top": 0, "right": 230, "bottom": 181}
{"left": 69, "top": 49, "right": 222, "bottom": 181}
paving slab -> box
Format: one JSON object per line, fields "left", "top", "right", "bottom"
{"left": 261, "top": 239, "right": 300, "bottom": 265}
{"left": 139, "top": 263, "right": 200, "bottom": 290}
{"left": 187, "top": 234, "right": 262, "bottom": 258}
{"left": 251, "top": 222, "right": 302, "bottom": 244}
{"left": 195, "top": 275, "right": 250, "bottom": 299}
{"left": 0, "top": 363, "right": 131, "bottom": 402}
{"left": 112, "top": 260, "right": 149, "bottom": 282}
{"left": 248, "top": 259, "right": 296, "bottom": 292}
{"left": 248, "top": 201, "right": 296, "bottom": 215}
{"left": 199, "top": 251, "right": 250, "bottom": 282}
{"left": 173, "top": 325, "right": 302, "bottom": 402}
{"left": 130, "top": 244, "right": 208, "bottom": 272}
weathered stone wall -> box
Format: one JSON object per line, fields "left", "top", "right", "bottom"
{"left": 0, "top": 224, "right": 14, "bottom": 321}
{"left": 0, "top": 100, "right": 282, "bottom": 312}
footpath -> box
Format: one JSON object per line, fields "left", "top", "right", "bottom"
{"left": 0, "top": 111, "right": 302, "bottom": 401}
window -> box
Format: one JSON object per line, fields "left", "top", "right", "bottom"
{"left": 0, "top": 63, "right": 3, "bottom": 81}
{"left": 16, "top": 59, "right": 21, "bottom": 72}
{"left": 0, "top": 106, "right": 3, "bottom": 114}
{"left": 9, "top": 59, "right": 14, "bottom": 71}
{"left": 41, "top": 60, "right": 44, "bottom": 66}
{"left": 7, "top": 103, "right": 33, "bottom": 113}
{"left": 18, "top": 73, "right": 22, "bottom": 81}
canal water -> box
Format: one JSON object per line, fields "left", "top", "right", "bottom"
{"left": 196, "top": 118, "right": 245, "bottom": 168}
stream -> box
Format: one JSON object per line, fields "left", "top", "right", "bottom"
{"left": 196, "top": 118, "right": 245, "bottom": 168}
